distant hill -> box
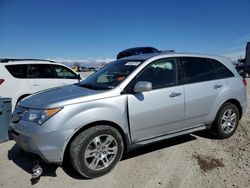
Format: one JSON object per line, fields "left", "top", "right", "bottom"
{"left": 49, "top": 58, "right": 114, "bottom": 68}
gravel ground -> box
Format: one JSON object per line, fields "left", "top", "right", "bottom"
{"left": 0, "top": 79, "right": 249, "bottom": 188}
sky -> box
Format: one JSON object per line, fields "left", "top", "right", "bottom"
{"left": 0, "top": 0, "right": 250, "bottom": 62}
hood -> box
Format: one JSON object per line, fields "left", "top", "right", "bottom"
{"left": 19, "top": 84, "right": 114, "bottom": 109}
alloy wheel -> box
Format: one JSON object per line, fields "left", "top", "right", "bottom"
{"left": 84, "top": 134, "right": 118, "bottom": 171}
{"left": 220, "top": 109, "right": 237, "bottom": 134}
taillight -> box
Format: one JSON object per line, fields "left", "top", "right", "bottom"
{"left": 242, "top": 78, "right": 247, "bottom": 87}
{"left": 0, "top": 79, "right": 4, "bottom": 85}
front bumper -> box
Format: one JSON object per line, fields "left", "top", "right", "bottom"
{"left": 9, "top": 120, "right": 75, "bottom": 164}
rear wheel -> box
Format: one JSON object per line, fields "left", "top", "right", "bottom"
{"left": 70, "top": 125, "right": 124, "bottom": 178}
{"left": 212, "top": 103, "right": 239, "bottom": 139}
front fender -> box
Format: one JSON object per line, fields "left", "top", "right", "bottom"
{"left": 42, "top": 95, "right": 130, "bottom": 160}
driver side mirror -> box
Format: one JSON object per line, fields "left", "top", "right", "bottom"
{"left": 133, "top": 81, "right": 152, "bottom": 93}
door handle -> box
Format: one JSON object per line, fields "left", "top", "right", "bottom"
{"left": 214, "top": 84, "right": 222, "bottom": 89}
{"left": 169, "top": 92, "right": 182, "bottom": 98}
{"left": 33, "top": 84, "right": 39, "bottom": 86}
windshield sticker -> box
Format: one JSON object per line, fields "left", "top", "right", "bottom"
{"left": 125, "top": 62, "right": 141, "bottom": 66}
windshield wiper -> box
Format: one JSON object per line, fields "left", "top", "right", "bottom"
{"left": 78, "top": 84, "right": 95, "bottom": 89}
{"left": 77, "top": 83, "right": 110, "bottom": 90}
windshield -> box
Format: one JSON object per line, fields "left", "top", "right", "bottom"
{"left": 77, "top": 59, "right": 144, "bottom": 90}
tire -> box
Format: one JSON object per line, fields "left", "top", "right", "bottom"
{"left": 212, "top": 103, "right": 239, "bottom": 139}
{"left": 70, "top": 125, "right": 124, "bottom": 178}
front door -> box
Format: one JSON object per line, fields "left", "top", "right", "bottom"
{"left": 127, "top": 58, "right": 185, "bottom": 142}
{"left": 27, "top": 64, "right": 61, "bottom": 92}
{"left": 50, "top": 64, "right": 80, "bottom": 86}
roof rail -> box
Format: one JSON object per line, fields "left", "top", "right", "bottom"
{"left": 0, "top": 58, "right": 56, "bottom": 63}
{"left": 160, "top": 50, "right": 175, "bottom": 53}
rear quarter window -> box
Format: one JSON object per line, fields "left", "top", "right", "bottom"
{"left": 5, "top": 65, "right": 27, "bottom": 78}
{"left": 210, "top": 59, "right": 234, "bottom": 79}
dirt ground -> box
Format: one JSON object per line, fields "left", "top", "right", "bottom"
{"left": 0, "top": 79, "right": 250, "bottom": 188}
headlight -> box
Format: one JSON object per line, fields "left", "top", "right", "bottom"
{"left": 22, "top": 108, "right": 62, "bottom": 125}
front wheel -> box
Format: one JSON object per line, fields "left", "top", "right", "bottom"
{"left": 70, "top": 125, "right": 124, "bottom": 178}
{"left": 212, "top": 103, "right": 239, "bottom": 139}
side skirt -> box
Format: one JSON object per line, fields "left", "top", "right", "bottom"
{"left": 128, "top": 125, "right": 207, "bottom": 151}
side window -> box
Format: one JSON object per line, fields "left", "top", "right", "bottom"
{"left": 28, "top": 64, "right": 54, "bottom": 78}
{"left": 5, "top": 65, "right": 27, "bottom": 78}
{"left": 180, "top": 57, "right": 217, "bottom": 84}
{"left": 136, "top": 58, "right": 177, "bottom": 90}
{"left": 52, "top": 65, "right": 77, "bottom": 79}
{"left": 211, "top": 59, "right": 234, "bottom": 78}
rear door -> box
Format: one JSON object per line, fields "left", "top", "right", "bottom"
{"left": 127, "top": 58, "right": 185, "bottom": 142}
{"left": 3, "top": 64, "right": 30, "bottom": 107}
{"left": 179, "top": 57, "right": 223, "bottom": 127}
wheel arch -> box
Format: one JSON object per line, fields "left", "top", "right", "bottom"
{"left": 17, "top": 94, "right": 31, "bottom": 104}
{"left": 62, "top": 120, "right": 130, "bottom": 164}
{"left": 212, "top": 98, "right": 243, "bottom": 122}
{"left": 223, "top": 98, "right": 242, "bottom": 119}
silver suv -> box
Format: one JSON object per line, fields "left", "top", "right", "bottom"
{"left": 10, "top": 53, "right": 247, "bottom": 178}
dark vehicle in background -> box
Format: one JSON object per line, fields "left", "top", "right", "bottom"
{"left": 235, "top": 42, "right": 250, "bottom": 77}
{"left": 117, "top": 47, "right": 160, "bottom": 59}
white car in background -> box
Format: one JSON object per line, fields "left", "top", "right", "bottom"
{"left": 0, "top": 58, "right": 81, "bottom": 110}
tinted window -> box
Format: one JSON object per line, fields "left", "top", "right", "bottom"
{"left": 136, "top": 58, "right": 177, "bottom": 89}
{"left": 211, "top": 59, "right": 234, "bottom": 78}
{"left": 5, "top": 65, "right": 27, "bottom": 78}
{"left": 28, "top": 64, "right": 54, "bottom": 78}
{"left": 180, "top": 57, "right": 217, "bottom": 84}
{"left": 52, "top": 65, "right": 77, "bottom": 79}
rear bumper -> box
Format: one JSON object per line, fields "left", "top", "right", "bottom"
{"left": 242, "top": 101, "right": 247, "bottom": 115}
{"left": 9, "top": 121, "right": 75, "bottom": 164}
